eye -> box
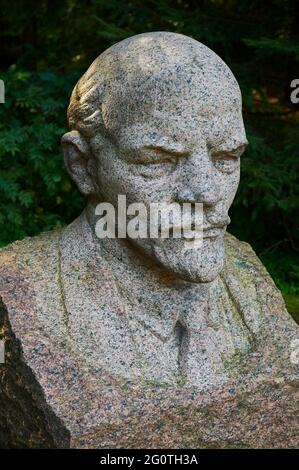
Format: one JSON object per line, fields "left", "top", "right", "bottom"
{"left": 131, "top": 149, "right": 180, "bottom": 178}
{"left": 211, "top": 150, "right": 241, "bottom": 174}
{"left": 134, "top": 159, "right": 178, "bottom": 178}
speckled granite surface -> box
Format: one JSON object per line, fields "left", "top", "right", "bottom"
{"left": 0, "top": 32, "right": 298, "bottom": 448}
{"left": 0, "top": 216, "right": 298, "bottom": 448}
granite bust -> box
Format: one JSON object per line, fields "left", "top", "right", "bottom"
{"left": 0, "top": 32, "right": 298, "bottom": 448}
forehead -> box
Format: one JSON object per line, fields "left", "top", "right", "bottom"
{"left": 103, "top": 96, "right": 246, "bottom": 152}
{"left": 101, "top": 66, "right": 245, "bottom": 149}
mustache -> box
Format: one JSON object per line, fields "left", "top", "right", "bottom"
{"left": 160, "top": 215, "right": 230, "bottom": 242}
{"left": 167, "top": 216, "right": 231, "bottom": 231}
{"left": 204, "top": 215, "right": 231, "bottom": 230}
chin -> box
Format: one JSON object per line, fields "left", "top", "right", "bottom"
{"left": 151, "top": 236, "right": 225, "bottom": 283}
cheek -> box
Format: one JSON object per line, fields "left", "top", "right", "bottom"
{"left": 95, "top": 157, "right": 174, "bottom": 206}
{"left": 221, "top": 168, "right": 240, "bottom": 207}
{"left": 95, "top": 157, "right": 130, "bottom": 202}
{"left": 128, "top": 178, "right": 175, "bottom": 205}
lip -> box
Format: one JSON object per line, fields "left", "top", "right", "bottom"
{"left": 160, "top": 223, "right": 227, "bottom": 240}
{"left": 203, "top": 220, "right": 229, "bottom": 239}
{"left": 202, "top": 228, "right": 224, "bottom": 239}
{"left": 181, "top": 226, "right": 226, "bottom": 240}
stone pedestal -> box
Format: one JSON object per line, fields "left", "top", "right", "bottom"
{"left": 0, "top": 305, "right": 298, "bottom": 448}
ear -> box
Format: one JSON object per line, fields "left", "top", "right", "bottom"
{"left": 61, "top": 130, "right": 96, "bottom": 196}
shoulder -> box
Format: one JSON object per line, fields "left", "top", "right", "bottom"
{"left": 0, "top": 229, "right": 61, "bottom": 266}
{"left": 0, "top": 229, "right": 61, "bottom": 274}
{"left": 0, "top": 229, "right": 63, "bottom": 337}
{"left": 223, "top": 232, "right": 297, "bottom": 332}
{"left": 0, "top": 229, "right": 62, "bottom": 294}
{"left": 224, "top": 231, "right": 274, "bottom": 281}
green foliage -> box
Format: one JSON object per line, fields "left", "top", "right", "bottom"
{"left": 283, "top": 293, "right": 299, "bottom": 323}
{"left": 0, "top": 66, "right": 84, "bottom": 245}
{"left": 244, "top": 38, "right": 299, "bottom": 60}
{"left": 0, "top": 0, "right": 298, "bottom": 293}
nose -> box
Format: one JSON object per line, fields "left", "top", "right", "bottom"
{"left": 176, "top": 153, "right": 221, "bottom": 206}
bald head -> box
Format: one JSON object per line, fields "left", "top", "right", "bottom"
{"left": 67, "top": 32, "right": 241, "bottom": 139}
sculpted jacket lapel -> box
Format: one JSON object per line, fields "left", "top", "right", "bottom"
{"left": 59, "top": 212, "right": 141, "bottom": 378}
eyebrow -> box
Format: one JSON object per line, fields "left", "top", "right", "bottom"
{"left": 213, "top": 142, "right": 248, "bottom": 154}
{"left": 134, "top": 143, "right": 189, "bottom": 156}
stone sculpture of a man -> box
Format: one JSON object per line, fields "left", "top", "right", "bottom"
{"left": 0, "top": 32, "right": 298, "bottom": 448}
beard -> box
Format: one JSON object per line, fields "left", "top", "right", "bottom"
{"left": 131, "top": 235, "right": 225, "bottom": 283}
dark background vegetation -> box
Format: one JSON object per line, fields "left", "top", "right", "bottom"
{"left": 0, "top": 0, "right": 298, "bottom": 316}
